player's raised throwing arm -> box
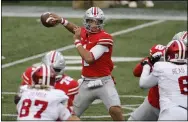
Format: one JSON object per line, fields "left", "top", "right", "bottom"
{"left": 50, "top": 13, "right": 79, "bottom": 34}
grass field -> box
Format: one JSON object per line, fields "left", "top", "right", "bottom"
{"left": 1, "top": 15, "right": 187, "bottom": 121}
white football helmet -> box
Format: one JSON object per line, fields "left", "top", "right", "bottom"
{"left": 42, "top": 50, "right": 66, "bottom": 75}
{"left": 172, "top": 31, "right": 187, "bottom": 46}
{"left": 83, "top": 7, "right": 105, "bottom": 33}
{"left": 164, "top": 40, "right": 187, "bottom": 63}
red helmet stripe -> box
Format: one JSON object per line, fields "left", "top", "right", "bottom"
{"left": 51, "top": 51, "right": 56, "bottom": 63}
{"left": 42, "top": 64, "right": 46, "bottom": 85}
{"left": 179, "top": 40, "right": 186, "bottom": 59}
{"left": 181, "top": 32, "right": 187, "bottom": 40}
{"left": 176, "top": 40, "right": 184, "bottom": 59}
{"left": 46, "top": 65, "right": 50, "bottom": 86}
{"left": 93, "top": 7, "right": 97, "bottom": 16}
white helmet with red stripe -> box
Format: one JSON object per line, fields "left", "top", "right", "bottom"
{"left": 31, "top": 64, "right": 56, "bottom": 87}
{"left": 164, "top": 40, "right": 187, "bottom": 63}
{"left": 42, "top": 50, "right": 66, "bottom": 75}
{"left": 83, "top": 7, "right": 105, "bottom": 33}
{"left": 172, "top": 31, "right": 187, "bottom": 46}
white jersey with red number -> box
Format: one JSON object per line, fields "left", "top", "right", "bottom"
{"left": 21, "top": 66, "right": 79, "bottom": 114}
{"left": 54, "top": 74, "right": 79, "bottom": 113}
{"left": 80, "top": 27, "right": 114, "bottom": 77}
{"left": 152, "top": 62, "right": 187, "bottom": 112}
{"left": 17, "top": 85, "right": 70, "bottom": 121}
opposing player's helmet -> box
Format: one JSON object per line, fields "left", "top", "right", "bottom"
{"left": 31, "top": 64, "right": 56, "bottom": 86}
{"left": 172, "top": 31, "right": 187, "bottom": 46}
{"left": 164, "top": 40, "right": 187, "bottom": 63}
{"left": 83, "top": 7, "right": 105, "bottom": 33}
{"left": 42, "top": 50, "right": 66, "bottom": 75}
{"left": 150, "top": 44, "right": 166, "bottom": 61}
{"left": 150, "top": 44, "right": 166, "bottom": 56}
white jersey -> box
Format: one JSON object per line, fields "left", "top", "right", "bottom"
{"left": 152, "top": 62, "right": 187, "bottom": 112}
{"left": 17, "top": 85, "right": 70, "bottom": 121}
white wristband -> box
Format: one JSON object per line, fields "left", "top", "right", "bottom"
{"left": 74, "top": 39, "right": 82, "bottom": 48}
{"left": 61, "top": 18, "right": 69, "bottom": 26}
{"left": 75, "top": 43, "right": 82, "bottom": 48}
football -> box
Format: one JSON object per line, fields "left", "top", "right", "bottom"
{"left": 40, "top": 12, "right": 57, "bottom": 27}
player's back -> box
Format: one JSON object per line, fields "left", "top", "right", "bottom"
{"left": 17, "top": 85, "right": 69, "bottom": 121}
{"left": 153, "top": 62, "right": 187, "bottom": 111}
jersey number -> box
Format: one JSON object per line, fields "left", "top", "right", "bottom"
{"left": 19, "top": 99, "right": 48, "bottom": 118}
{"left": 178, "top": 76, "right": 188, "bottom": 95}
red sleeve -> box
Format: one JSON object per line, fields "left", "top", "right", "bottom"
{"left": 21, "top": 66, "right": 34, "bottom": 85}
{"left": 67, "top": 80, "right": 79, "bottom": 96}
{"left": 133, "top": 57, "right": 153, "bottom": 77}
{"left": 67, "top": 80, "right": 79, "bottom": 114}
{"left": 133, "top": 62, "right": 143, "bottom": 77}
{"left": 97, "top": 32, "right": 113, "bottom": 47}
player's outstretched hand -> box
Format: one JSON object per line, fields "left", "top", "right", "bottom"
{"left": 49, "top": 13, "right": 62, "bottom": 24}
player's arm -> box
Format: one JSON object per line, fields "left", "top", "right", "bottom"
{"left": 73, "top": 27, "right": 107, "bottom": 64}
{"left": 139, "top": 64, "right": 158, "bottom": 89}
{"left": 75, "top": 43, "right": 108, "bottom": 64}
{"left": 50, "top": 13, "right": 78, "bottom": 34}
{"left": 73, "top": 27, "right": 112, "bottom": 64}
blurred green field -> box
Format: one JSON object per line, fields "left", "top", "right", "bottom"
{"left": 1, "top": 16, "right": 187, "bottom": 121}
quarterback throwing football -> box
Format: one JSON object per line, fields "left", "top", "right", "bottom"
{"left": 48, "top": 7, "right": 124, "bottom": 120}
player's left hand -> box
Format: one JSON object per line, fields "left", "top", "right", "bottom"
{"left": 73, "top": 27, "right": 81, "bottom": 40}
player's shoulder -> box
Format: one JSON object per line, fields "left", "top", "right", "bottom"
{"left": 97, "top": 31, "right": 113, "bottom": 46}
{"left": 50, "top": 88, "right": 69, "bottom": 100}
{"left": 19, "top": 85, "right": 30, "bottom": 94}
{"left": 24, "top": 66, "right": 34, "bottom": 73}
{"left": 153, "top": 62, "right": 166, "bottom": 68}
{"left": 63, "top": 74, "right": 74, "bottom": 81}
{"left": 100, "top": 30, "right": 112, "bottom": 39}
{"left": 153, "top": 62, "right": 174, "bottom": 73}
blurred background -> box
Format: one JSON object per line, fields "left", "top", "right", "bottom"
{"left": 1, "top": 0, "right": 187, "bottom": 121}
{"left": 1, "top": 0, "right": 187, "bottom": 10}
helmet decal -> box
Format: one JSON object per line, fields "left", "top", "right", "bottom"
{"left": 50, "top": 51, "right": 57, "bottom": 63}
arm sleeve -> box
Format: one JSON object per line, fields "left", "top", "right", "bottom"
{"left": 90, "top": 45, "right": 109, "bottom": 60}
{"left": 133, "top": 63, "right": 143, "bottom": 77}
{"left": 58, "top": 104, "right": 71, "bottom": 120}
{"left": 139, "top": 64, "right": 158, "bottom": 88}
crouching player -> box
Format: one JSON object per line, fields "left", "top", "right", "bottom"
{"left": 17, "top": 64, "right": 73, "bottom": 121}
{"left": 15, "top": 50, "right": 79, "bottom": 119}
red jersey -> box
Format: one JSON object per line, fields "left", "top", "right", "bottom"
{"left": 20, "top": 66, "right": 79, "bottom": 113}
{"left": 21, "top": 66, "right": 35, "bottom": 85}
{"left": 54, "top": 75, "right": 79, "bottom": 114}
{"left": 80, "top": 27, "right": 114, "bottom": 77}
{"left": 133, "top": 57, "right": 160, "bottom": 109}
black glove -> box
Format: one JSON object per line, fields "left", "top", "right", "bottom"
{"left": 141, "top": 60, "right": 150, "bottom": 66}
{"left": 148, "top": 52, "right": 162, "bottom": 65}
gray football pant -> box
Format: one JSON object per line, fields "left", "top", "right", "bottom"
{"left": 128, "top": 97, "right": 160, "bottom": 121}
{"left": 73, "top": 76, "right": 121, "bottom": 117}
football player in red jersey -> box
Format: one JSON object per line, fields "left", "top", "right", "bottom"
{"left": 128, "top": 44, "right": 166, "bottom": 120}
{"left": 15, "top": 50, "right": 79, "bottom": 119}
{"left": 49, "top": 7, "right": 124, "bottom": 120}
